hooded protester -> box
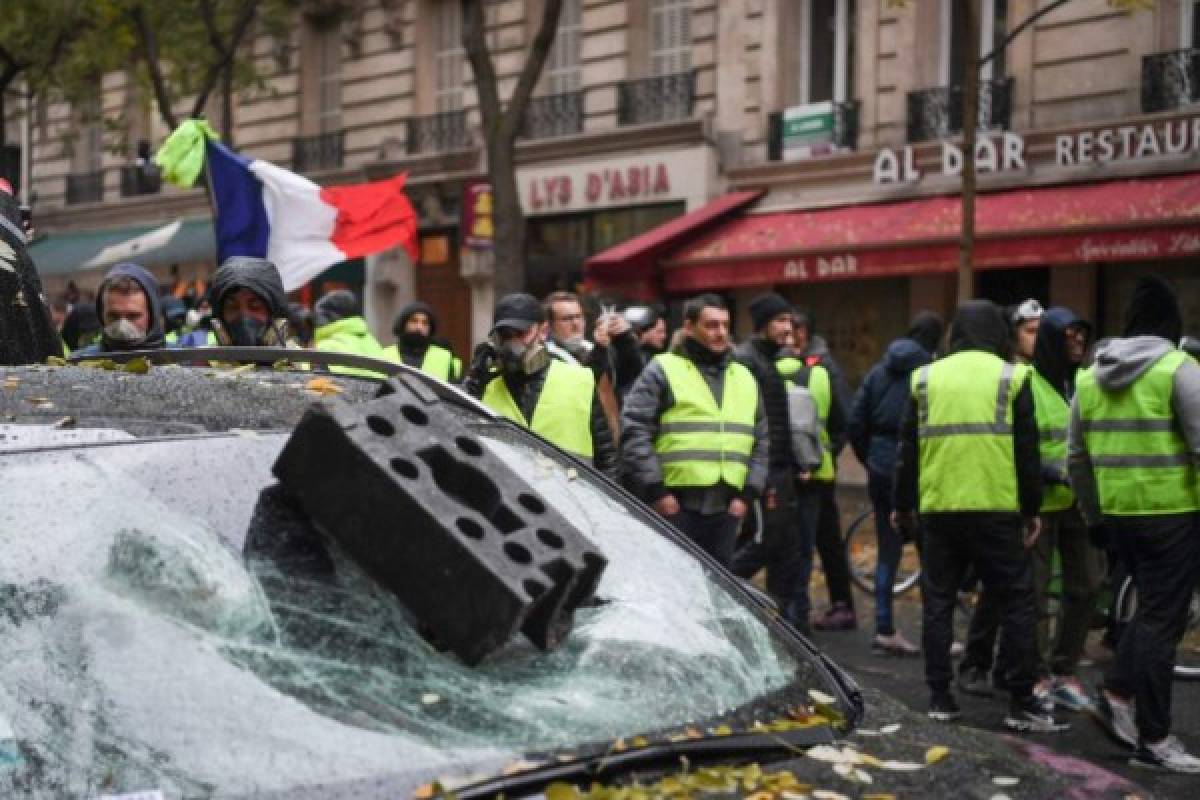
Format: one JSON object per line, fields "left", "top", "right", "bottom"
{"left": 1071, "top": 276, "right": 1200, "bottom": 772}
{"left": 175, "top": 256, "right": 293, "bottom": 349}
{"left": 313, "top": 289, "right": 391, "bottom": 377}
{"left": 385, "top": 301, "right": 462, "bottom": 382}
{"left": 60, "top": 303, "right": 102, "bottom": 353}
{"left": 848, "top": 311, "right": 944, "bottom": 656}
{"left": 894, "top": 299, "right": 1060, "bottom": 734}
{"left": 0, "top": 189, "right": 63, "bottom": 364}
{"left": 464, "top": 292, "right": 617, "bottom": 479}
{"left": 76, "top": 263, "right": 166, "bottom": 356}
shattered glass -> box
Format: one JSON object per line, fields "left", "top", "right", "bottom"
{"left": 0, "top": 422, "right": 834, "bottom": 798}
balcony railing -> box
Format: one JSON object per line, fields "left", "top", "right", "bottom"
{"left": 1142, "top": 48, "right": 1200, "bottom": 114}
{"left": 66, "top": 170, "right": 105, "bottom": 205}
{"left": 766, "top": 102, "right": 860, "bottom": 161}
{"left": 406, "top": 110, "right": 470, "bottom": 155}
{"left": 521, "top": 91, "right": 585, "bottom": 139}
{"left": 906, "top": 77, "right": 1014, "bottom": 142}
{"left": 617, "top": 71, "right": 696, "bottom": 127}
{"left": 292, "top": 130, "right": 345, "bottom": 173}
{"left": 0, "top": 145, "right": 19, "bottom": 195}
{"left": 119, "top": 163, "right": 162, "bottom": 197}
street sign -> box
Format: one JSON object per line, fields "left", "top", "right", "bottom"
{"left": 782, "top": 102, "right": 836, "bottom": 161}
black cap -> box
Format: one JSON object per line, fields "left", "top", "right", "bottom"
{"left": 491, "top": 292, "right": 544, "bottom": 334}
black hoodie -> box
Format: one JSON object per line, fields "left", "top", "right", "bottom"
{"left": 210, "top": 256, "right": 288, "bottom": 320}
{"left": 1032, "top": 306, "right": 1087, "bottom": 399}
{"left": 893, "top": 299, "right": 1042, "bottom": 516}
{"left": 83, "top": 262, "right": 166, "bottom": 353}
{"left": 0, "top": 191, "right": 62, "bottom": 364}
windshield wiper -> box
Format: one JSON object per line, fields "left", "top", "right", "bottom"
{"left": 448, "top": 726, "right": 837, "bottom": 800}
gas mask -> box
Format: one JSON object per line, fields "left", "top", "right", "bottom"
{"left": 494, "top": 336, "right": 550, "bottom": 376}
{"left": 213, "top": 316, "right": 290, "bottom": 347}
{"left": 103, "top": 318, "right": 147, "bottom": 348}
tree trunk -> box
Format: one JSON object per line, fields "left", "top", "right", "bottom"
{"left": 220, "top": 65, "right": 235, "bottom": 145}
{"left": 0, "top": 66, "right": 22, "bottom": 148}
{"left": 488, "top": 135, "right": 525, "bottom": 297}
{"left": 958, "top": 0, "right": 979, "bottom": 304}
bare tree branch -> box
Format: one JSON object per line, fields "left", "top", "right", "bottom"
{"left": 461, "top": 0, "right": 501, "bottom": 132}
{"left": 188, "top": 0, "right": 261, "bottom": 121}
{"left": 130, "top": 3, "right": 181, "bottom": 131}
{"left": 500, "top": 0, "right": 564, "bottom": 141}
{"left": 979, "top": 0, "right": 1071, "bottom": 68}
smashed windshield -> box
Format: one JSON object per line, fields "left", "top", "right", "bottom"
{"left": 0, "top": 422, "right": 835, "bottom": 798}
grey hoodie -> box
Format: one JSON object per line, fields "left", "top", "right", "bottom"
{"left": 1068, "top": 336, "right": 1200, "bottom": 525}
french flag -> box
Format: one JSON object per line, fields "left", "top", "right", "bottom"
{"left": 206, "top": 139, "right": 418, "bottom": 291}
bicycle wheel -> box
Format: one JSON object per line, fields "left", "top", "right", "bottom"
{"left": 845, "top": 509, "right": 921, "bottom": 596}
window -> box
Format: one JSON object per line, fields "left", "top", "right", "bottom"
{"left": 73, "top": 96, "right": 104, "bottom": 174}
{"left": 435, "top": 0, "right": 465, "bottom": 112}
{"left": 1184, "top": 1, "right": 1200, "bottom": 48}
{"left": 943, "top": 0, "right": 1008, "bottom": 83}
{"left": 797, "top": 0, "right": 856, "bottom": 104}
{"left": 317, "top": 25, "right": 342, "bottom": 133}
{"left": 545, "top": 0, "right": 583, "bottom": 94}
{"left": 649, "top": 0, "right": 691, "bottom": 76}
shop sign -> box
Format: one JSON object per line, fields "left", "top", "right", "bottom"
{"left": 781, "top": 102, "right": 838, "bottom": 161}
{"left": 461, "top": 181, "right": 494, "bottom": 250}
{"left": 527, "top": 163, "right": 671, "bottom": 211}
{"left": 875, "top": 116, "right": 1200, "bottom": 185}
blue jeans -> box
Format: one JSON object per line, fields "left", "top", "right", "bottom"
{"left": 868, "top": 470, "right": 904, "bottom": 636}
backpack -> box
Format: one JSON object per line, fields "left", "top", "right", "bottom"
{"left": 785, "top": 368, "right": 825, "bottom": 472}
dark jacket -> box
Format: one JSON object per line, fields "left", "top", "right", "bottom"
{"left": 494, "top": 362, "right": 619, "bottom": 481}
{"left": 798, "top": 334, "right": 850, "bottom": 454}
{"left": 77, "top": 262, "right": 166, "bottom": 355}
{"left": 391, "top": 301, "right": 459, "bottom": 378}
{"left": 621, "top": 337, "right": 770, "bottom": 513}
{"left": 0, "top": 191, "right": 61, "bottom": 365}
{"left": 1032, "top": 306, "right": 1086, "bottom": 400}
{"left": 849, "top": 337, "right": 932, "bottom": 478}
{"left": 735, "top": 336, "right": 794, "bottom": 474}
{"left": 894, "top": 300, "right": 1043, "bottom": 516}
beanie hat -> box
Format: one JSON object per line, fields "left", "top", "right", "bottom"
{"left": 749, "top": 292, "right": 792, "bottom": 332}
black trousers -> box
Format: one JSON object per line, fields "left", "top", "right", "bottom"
{"left": 1104, "top": 513, "right": 1200, "bottom": 744}
{"left": 668, "top": 508, "right": 742, "bottom": 567}
{"left": 814, "top": 482, "right": 856, "bottom": 610}
{"left": 921, "top": 512, "right": 1037, "bottom": 698}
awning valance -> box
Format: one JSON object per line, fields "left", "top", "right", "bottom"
{"left": 29, "top": 217, "right": 215, "bottom": 276}
{"left": 661, "top": 174, "right": 1200, "bottom": 292}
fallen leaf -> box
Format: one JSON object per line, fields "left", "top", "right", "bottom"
{"left": 880, "top": 723, "right": 901, "bottom": 734}
{"left": 421, "top": 693, "right": 440, "bottom": 705}
{"left": 501, "top": 759, "right": 542, "bottom": 775}
{"left": 712, "top": 724, "right": 733, "bottom": 736}
{"left": 808, "top": 689, "right": 837, "bottom": 705}
{"left": 305, "top": 376, "right": 344, "bottom": 395}
{"left": 879, "top": 760, "right": 924, "bottom": 771}
{"left": 545, "top": 783, "right": 579, "bottom": 800}
{"left": 993, "top": 776, "right": 1019, "bottom": 787}
{"left": 630, "top": 735, "right": 649, "bottom": 748}
{"left": 925, "top": 745, "right": 950, "bottom": 765}
{"left": 122, "top": 357, "right": 150, "bottom": 374}
{"left": 855, "top": 728, "right": 881, "bottom": 736}
{"left": 45, "top": 356, "right": 67, "bottom": 367}
{"left": 862, "top": 795, "right": 898, "bottom": 800}
{"left": 813, "top": 790, "right": 851, "bottom": 800}
{"left": 412, "top": 782, "right": 436, "bottom": 799}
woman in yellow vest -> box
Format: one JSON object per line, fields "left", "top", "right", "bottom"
{"left": 384, "top": 301, "right": 462, "bottom": 383}
{"left": 1070, "top": 276, "right": 1200, "bottom": 773}
{"left": 465, "top": 293, "right": 618, "bottom": 480}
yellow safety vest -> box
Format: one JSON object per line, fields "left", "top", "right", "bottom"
{"left": 482, "top": 360, "right": 595, "bottom": 458}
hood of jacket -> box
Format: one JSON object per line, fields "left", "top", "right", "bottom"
{"left": 315, "top": 315, "right": 373, "bottom": 344}
{"left": 96, "top": 262, "right": 165, "bottom": 351}
{"left": 1091, "top": 335, "right": 1176, "bottom": 392}
{"left": 314, "top": 289, "right": 360, "bottom": 327}
{"left": 393, "top": 300, "right": 438, "bottom": 339}
{"left": 210, "top": 257, "right": 288, "bottom": 320}
{"left": 884, "top": 337, "right": 932, "bottom": 374}
{"left": 1033, "top": 306, "right": 1087, "bottom": 397}
{"left": 947, "top": 299, "right": 1009, "bottom": 359}
{"left": 1123, "top": 274, "right": 1182, "bottom": 343}
{"left": 906, "top": 312, "right": 945, "bottom": 355}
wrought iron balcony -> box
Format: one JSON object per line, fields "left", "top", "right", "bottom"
{"left": 1142, "top": 48, "right": 1200, "bottom": 114}
{"left": 66, "top": 170, "right": 105, "bottom": 205}
{"left": 521, "top": 91, "right": 585, "bottom": 139}
{"left": 405, "top": 110, "right": 471, "bottom": 155}
{"left": 119, "top": 163, "right": 162, "bottom": 197}
{"left": 617, "top": 71, "right": 696, "bottom": 127}
{"left": 292, "top": 130, "right": 345, "bottom": 173}
{"left": 0, "top": 145, "right": 19, "bottom": 195}
{"left": 766, "top": 102, "right": 860, "bottom": 161}
{"left": 906, "top": 77, "right": 1014, "bottom": 142}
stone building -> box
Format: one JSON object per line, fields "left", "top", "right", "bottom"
{"left": 4, "top": 0, "right": 1200, "bottom": 372}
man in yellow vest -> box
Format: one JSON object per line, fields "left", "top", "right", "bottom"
{"left": 313, "top": 289, "right": 392, "bottom": 378}
{"left": 1073, "top": 277, "right": 1200, "bottom": 773}
{"left": 621, "top": 293, "right": 769, "bottom": 567}
{"left": 893, "top": 299, "right": 1065, "bottom": 733}
{"left": 385, "top": 301, "right": 462, "bottom": 382}
{"left": 466, "top": 292, "right": 617, "bottom": 479}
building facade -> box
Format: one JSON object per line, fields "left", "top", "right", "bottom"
{"left": 4, "top": 0, "right": 1199, "bottom": 375}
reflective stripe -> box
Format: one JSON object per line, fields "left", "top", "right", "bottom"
{"left": 659, "top": 450, "right": 753, "bottom": 466}
{"left": 1041, "top": 427, "right": 1068, "bottom": 442}
{"left": 1091, "top": 454, "right": 1192, "bottom": 468}
{"left": 919, "top": 422, "right": 1013, "bottom": 437}
{"left": 1080, "top": 418, "right": 1176, "bottom": 433}
{"left": 659, "top": 421, "right": 755, "bottom": 435}
{"left": 995, "top": 362, "right": 1015, "bottom": 425}
{"left": 915, "top": 365, "right": 931, "bottom": 425}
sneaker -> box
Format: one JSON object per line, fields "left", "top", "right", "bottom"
{"left": 1051, "top": 676, "right": 1095, "bottom": 713}
{"left": 950, "top": 641, "right": 966, "bottom": 658}
{"left": 928, "top": 690, "right": 962, "bottom": 722}
{"left": 1092, "top": 690, "right": 1138, "bottom": 750}
{"left": 1004, "top": 694, "right": 1070, "bottom": 733}
{"left": 1130, "top": 736, "right": 1200, "bottom": 773}
{"left": 813, "top": 604, "right": 857, "bottom": 632}
{"left": 1033, "top": 677, "right": 1055, "bottom": 712}
{"left": 872, "top": 632, "right": 920, "bottom": 657}
{"left": 957, "top": 666, "right": 994, "bottom": 698}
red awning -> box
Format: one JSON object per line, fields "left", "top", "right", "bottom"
{"left": 584, "top": 189, "right": 764, "bottom": 298}
{"left": 662, "top": 174, "right": 1200, "bottom": 292}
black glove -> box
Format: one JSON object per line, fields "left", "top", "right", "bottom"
{"left": 1088, "top": 522, "right": 1114, "bottom": 550}
{"left": 463, "top": 340, "right": 498, "bottom": 397}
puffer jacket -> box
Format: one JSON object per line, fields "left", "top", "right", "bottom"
{"left": 735, "top": 336, "right": 794, "bottom": 474}
{"left": 314, "top": 316, "right": 391, "bottom": 378}
{"left": 621, "top": 337, "right": 769, "bottom": 513}
{"left": 849, "top": 337, "right": 932, "bottom": 477}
